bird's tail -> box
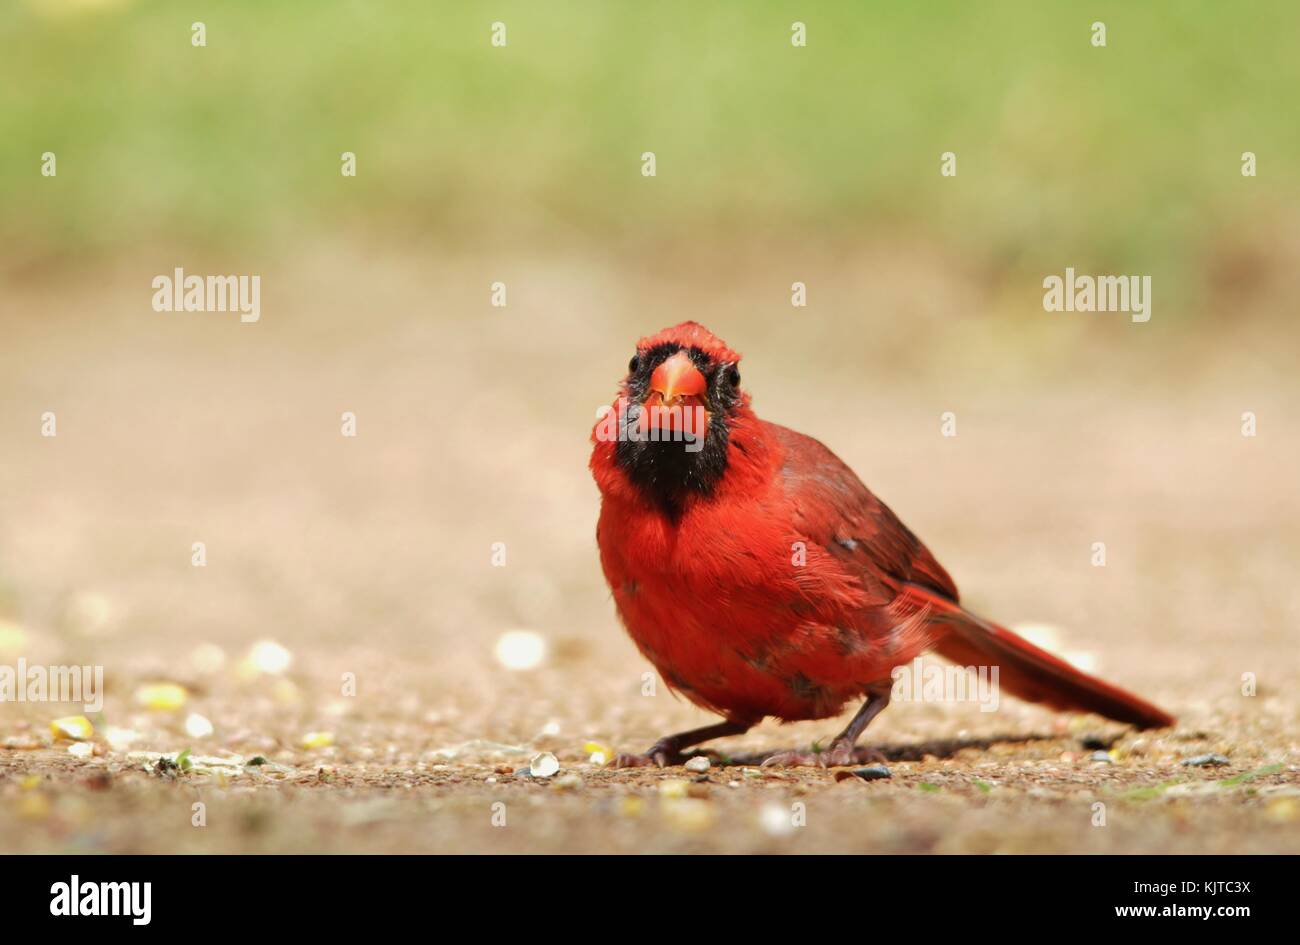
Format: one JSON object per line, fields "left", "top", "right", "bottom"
{"left": 903, "top": 584, "right": 1175, "bottom": 729}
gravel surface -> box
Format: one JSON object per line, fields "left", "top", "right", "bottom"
{"left": 2, "top": 247, "right": 1296, "bottom": 853}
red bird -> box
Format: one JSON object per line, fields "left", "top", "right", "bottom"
{"left": 590, "top": 321, "right": 1174, "bottom": 767}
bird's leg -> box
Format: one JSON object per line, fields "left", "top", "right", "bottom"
{"left": 611, "top": 719, "right": 751, "bottom": 768}
{"left": 762, "top": 682, "right": 893, "bottom": 768}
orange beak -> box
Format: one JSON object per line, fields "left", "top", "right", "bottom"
{"left": 649, "top": 351, "right": 707, "bottom": 405}
{"left": 640, "top": 351, "right": 709, "bottom": 436}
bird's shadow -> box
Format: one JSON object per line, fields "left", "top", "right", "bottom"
{"left": 695, "top": 732, "right": 1068, "bottom": 767}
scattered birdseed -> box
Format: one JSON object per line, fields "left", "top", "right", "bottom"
{"left": 661, "top": 797, "right": 713, "bottom": 832}
{"left": 50, "top": 716, "right": 94, "bottom": 741}
{"left": 184, "top": 713, "right": 214, "bottom": 738}
{"left": 428, "top": 739, "right": 529, "bottom": 761}
{"left": 0, "top": 618, "right": 26, "bottom": 655}
{"left": 104, "top": 727, "right": 142, "bottom": 751}
{"left": 133, "top": 682, "right": 188, "bottom": 711}
{"left": 189, "top": 643, "right": 226, "bottom": 674}
{"left": 247, "top": 639, "right": 293, "bottom": 675}
{"left": 271, "top": 679, "right": 301, "bottom": 705}
{"left": 494, "top": 629, "right": 547, "bottom": 671}
{"left": 1265, "top": 798, "right": 1298, "bottom": 822}
{"left": 3, "top": 733, "right": 44, "bottom": 750}
{"left": 759, "top": 802, "right": 797, "bottom": 836}
{"left": 1181, "top": 753, "right": 1230, "bottom": 767}
{"left": 17, "top": 793, "right": 51, "bottom": 820}
{"left": 529, "top": 751, "right": 559, "bottom": 778}
{"left": 658, "top": 778, "right": 689, "bottom": 798}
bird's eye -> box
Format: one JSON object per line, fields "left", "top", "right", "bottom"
{"left": 629, "top": 354, "right": 640, "bottom": 373}
{"left": 727, "top": 366, "right": 741, "bottom": 387}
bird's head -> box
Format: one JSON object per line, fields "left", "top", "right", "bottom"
{"left": 595, "top": 321, "right": 751, "bottom": 508}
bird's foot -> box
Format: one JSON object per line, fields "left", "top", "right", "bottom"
{"left": 610, "top": 739, "right": 685, "bottom": 768}
{"left": 760, "top": 741, "right": 885, "bottom": 768}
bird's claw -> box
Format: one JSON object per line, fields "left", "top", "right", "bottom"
{"left": 610, "top": 752, "right": 665, "bottom": 768}
{"left": 760, "top": 742, "right": 884, "bottom": 768}
{"left": 610, "top": 741, "right": 683, "bottom": 768}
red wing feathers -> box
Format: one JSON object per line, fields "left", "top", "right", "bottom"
{"left": 771, "top": 422, "right": 958, "bottom": 604}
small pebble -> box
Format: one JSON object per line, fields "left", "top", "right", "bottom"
{"left": 1089, "top": 751, "right": 1114, "bottom": 765}
{"left": 528, "top": 752, "right": 560, "bottom": 778}
{"left": 1180, "top": 753, "right": 1230, "bottom": 767}
{"left": 684, "top": 756, "right": 711, "bottom": 773}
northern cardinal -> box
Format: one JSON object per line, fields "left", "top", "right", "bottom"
{"left": 590, "top": 321, "right": 1174, "bottom": 767}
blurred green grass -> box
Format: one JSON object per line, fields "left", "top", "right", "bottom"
{"left": 3, "top": 0, "right": 1298, "bottom": 303}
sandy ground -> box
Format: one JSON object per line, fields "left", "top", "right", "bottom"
{"left": 1, "top": 243, "right": 1297, "bottom": 853}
